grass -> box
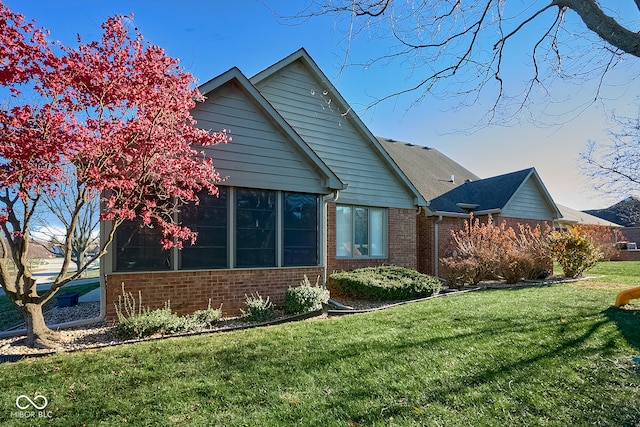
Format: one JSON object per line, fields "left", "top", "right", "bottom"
{"left": 0, "top": 272, "right": 639, "bottom": 425}
{"left": 0, "top": 282, "right": 99, "bottom": 331}
{"left": 585, "top": 260, "right": 640, "bottom": 287}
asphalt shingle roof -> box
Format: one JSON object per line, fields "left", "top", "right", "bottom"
{"left": 428, "top": 168, "right": 536, "bottom": 214}
{"left": 378, "top": 137, "right": 480, "bottom": 202}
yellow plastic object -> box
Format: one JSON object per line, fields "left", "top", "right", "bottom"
{"left": 615, "top": 286, "right": 640, "bottom": 307}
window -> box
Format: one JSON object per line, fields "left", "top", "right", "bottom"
{"left": 113, "top": 188, "right": 320, "bottom": 271}
{"left": 283, "top": 193, "right": 318, "bottom": 266}
{"left": 336, "top": 205, "right": 387, "bottom": 258}
{"left": 235, "top": 189, "right": 277, "bottom": 268}
{"left": 179, "top": 188, "right": 228, "bottom": 269}
{"left": 115, "top": 221, "right": 171, "bottom": 271}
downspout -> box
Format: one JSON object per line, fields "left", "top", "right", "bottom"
{"left": 322, "top": 190, "right": 340, "bottom": 288}
{"left": 434, "top": 214, "right": 443, "bottom": 277}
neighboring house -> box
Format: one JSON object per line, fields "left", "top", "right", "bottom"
{"left": 101, "top": 49, "right": 425, "bottom": 320}
{"left": 554, "top": 204, "right": 623, "bottom": 229}
{"left": 584, "top": 197, "right": 640, "bottom": 245}
{"left": 380, "top": 139, "right": 562, "bottom": 276}
{"left": 582, "top": 197, "right": 640, "bottom": 261}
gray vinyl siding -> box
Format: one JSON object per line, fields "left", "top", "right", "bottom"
{"left": 254, "top": 62, "right": 415, "bottom": 209}
{"left": 192, "top": 80, "right": 331, "bottom": 195}
{"left": 503, "top": 178, "right": 554, "bottom": 220}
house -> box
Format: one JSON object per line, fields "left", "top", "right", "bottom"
{"left": 101, "top": 49, "right": 426, "bottom": 320}
{"left": 380, "top": 138, "right": 562, "bottom": 276}
{"left": 554, "top": 204, "right": 622, "bottom": 229}
{"left": 584, "top": 197, "right": 640, "bottom": 244}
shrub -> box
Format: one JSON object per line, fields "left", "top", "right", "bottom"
{"left": 329, "top": 265, "right": 441, "bottom": 301}
{"left": 548, "top": 227, "right": 603, "bottom": 278}
{"left": 115, "top": 305, "right": 193, "bottom": 340}
{"left": 241, "top": 293, "right": 274, "bottom": 322}
{"left": 440, "top": 215, "right": 553, "bottom": 286}
{"left": 114, "top": 284, "right": 223, "bottom": 339}
{"left": 440, "top": 257, "right": 480, "bottom": 289}
{"left": 285, "top": 275, "right": 330, "bottom": 314}
{"left": 574, "top": 224, "right": 623, "bottom": 261}
{"left": 191, "top": 299, "right": 222, "bottom": 328}
{"left": 497, "top": 248, "right": 536, "bottom": 284}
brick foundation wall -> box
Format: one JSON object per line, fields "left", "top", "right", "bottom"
{"left": 612, "top": 250, "right": 640, "bottom": 261}
{"left": 326, "top": 204, "right": 417, "bottom": 274}
{"left": 105, "top": 266, "right": 323, "bottom": 322}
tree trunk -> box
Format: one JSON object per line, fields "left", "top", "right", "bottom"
{"left": 20, "top": 302, "right": 69, "bottom": 349}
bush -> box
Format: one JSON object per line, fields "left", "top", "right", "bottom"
{"left": 439, "top": 215, "right": 553, "bottom": 286}
{"left": 285, "top": 275, "right": 330, "bottom": 314}
{"left": 440, "top": 257, "right": 480, "bottom": 289}
{"left": 548, "top": 227, "right": 603, "bottom": 278}
{"left": 329, "top": 265, "right": 441, "bottom": 301}
{"left": 191, "top": 300, "right": 222, "bottom": 328}
{"left": 241, "top": 293, "right": 274, "bottom": 322}
{"left": 114, "top": 284, "right": 223, "bottom": 339}
{"left": 574, "top": 224, "right": 624, "bottom": 261}
{"left": 115, "top": 305, "right": 193, "bottom": 339}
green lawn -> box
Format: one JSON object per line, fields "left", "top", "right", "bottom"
{"left": 0, "top": 274, "right": 638, "bottom": 425}
{"left": 586, "top": 260, "right": 640, "bottom": 287}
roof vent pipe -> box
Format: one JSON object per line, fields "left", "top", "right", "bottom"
{"left": 450, "top": 175, "right": 455, "bottom": 183}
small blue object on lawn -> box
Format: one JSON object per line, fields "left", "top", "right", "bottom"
{"left": 56, "top": 292, "right": 80, "bottom": 307}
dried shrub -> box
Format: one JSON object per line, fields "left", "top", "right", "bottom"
{"left": 440, "top": 215, "right": 552, "bottom": 286}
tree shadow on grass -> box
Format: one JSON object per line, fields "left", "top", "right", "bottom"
{"left": 604, "top": 305, "right": 640, "bottom": 351}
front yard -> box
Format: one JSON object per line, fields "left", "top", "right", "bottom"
{"left": 0, "top": 263, "right": 638, "bottom": 426}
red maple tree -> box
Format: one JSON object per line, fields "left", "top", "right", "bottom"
{"left": 0, "top": 5, "right": 229, "bottom": 348}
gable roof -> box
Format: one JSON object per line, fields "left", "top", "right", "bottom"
{"left": 197, "top": 67, "right": 345, "bottom": 193}
{"left": 250, "top": 48, "right": 426, "bottom": 207}
{"left": 556, "top": 204, "right": 623, "bottom": 227}
{"left": 379, "top": 137, "right": 480, "bottom": 202}
{"left": 429, "top": 168, "right": 562, "bottom": 219}
{"left": 584, "top": 197, "right": 640, "bottom": 227}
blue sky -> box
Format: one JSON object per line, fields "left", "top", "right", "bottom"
{"left": 5, "top": 0, "right": 640, "bottom": 210}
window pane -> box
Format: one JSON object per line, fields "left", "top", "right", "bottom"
{"left": 236, "top": 189, "right": 276, "bottom": 267}
{"left": 354, "top": 207, "right": 368, "bottom": 257}
{"left": 115, "top": 221, "right": 171, "bottom": 271}
{"left": 283, "top": 193, "right": 318, "bottom": 266}
{"left": 180, "top": 188, "right": 228, "bottom": 269}
{"left": 370, "top": 208, "right": 385, "bottom": 257}
{"left": 336, "top": 206, "right": 352, "bottom": 257}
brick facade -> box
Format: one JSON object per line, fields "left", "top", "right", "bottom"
{"left": 105, "top": 205, "right": 419, "bottom": 322}
{"left": 325, "top": 203, "right": 417, "bottom": 274}
{"left": 105, "top": 267, "right": 323, "bottom": 322}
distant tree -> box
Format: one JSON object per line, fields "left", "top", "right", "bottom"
{"left": 0, "top": 5, "right": 229, "bottom": 348}
{"left": 36, "top": 170, "right": 100, "bottom": 277}
{"left": 581, "top": 112, "right": 640, "bottom": 207}
{"left": 289, "top": 1, "right": 640, "bottom": 120}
